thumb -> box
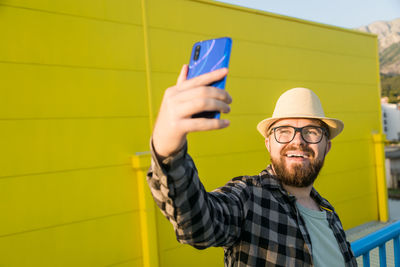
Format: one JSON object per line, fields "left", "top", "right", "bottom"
{"left": 177, "top": 64, "right": 189, "bottom": 85}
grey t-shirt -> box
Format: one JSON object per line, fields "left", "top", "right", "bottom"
{"left": 296, "top": 202, "right": 346, "bottom": 267}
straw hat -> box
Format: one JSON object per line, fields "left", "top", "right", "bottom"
{"left": 256, "top": 88, "right": 344, "bottom": 140}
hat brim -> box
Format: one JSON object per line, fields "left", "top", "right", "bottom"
{"left": 257, "top": 116, "right": 344, "bottom": 140}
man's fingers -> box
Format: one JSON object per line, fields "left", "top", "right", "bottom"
{"left": 175, "top": 86, "right": 232, "bottom": 105}
{"left": 177, "top": 98, "right": 231, "bottom": 118}
{"left": 179, "top": 68, "right": 228, "bottom": 91}
{"left": 177, "top": 64, "right": 189, "bottom": 85}
{"left": 180, "top": 118, "right": 230, "bottom": 132}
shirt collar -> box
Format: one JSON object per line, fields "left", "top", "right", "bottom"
{"left": 259, "top": 165, "right": 335, "bottom": 212}
{"left": 259, "top": 165, "right": 296, "bottom": 202}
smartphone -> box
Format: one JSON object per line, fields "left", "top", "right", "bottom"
{"left": 187, "top": 37, "right": 232, "bottom": 119}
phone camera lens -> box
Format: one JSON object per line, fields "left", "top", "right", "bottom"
{"left": 194, "top": 45, "right": 201, "bottom": 60}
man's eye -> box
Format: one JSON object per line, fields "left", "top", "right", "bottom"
{"left": 305, "top": 128, "right": 319, "bottom": 135}
{"left": 278, "top": 129, "right": 292, "bottom": 135}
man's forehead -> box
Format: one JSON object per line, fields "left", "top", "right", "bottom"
{"left": 272, "top": 118, "right": 323, "bottom": 127}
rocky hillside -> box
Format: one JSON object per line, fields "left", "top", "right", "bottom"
{"left": 357, "top": 18, "right": 400, "bottom": 75}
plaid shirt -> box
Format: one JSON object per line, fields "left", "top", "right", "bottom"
{"left": 147, "top": 142, "right": 357, "bottom": 266}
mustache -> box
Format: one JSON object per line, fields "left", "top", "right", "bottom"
{"left": 280, "top": 144, "right": 315, "bottom": 157}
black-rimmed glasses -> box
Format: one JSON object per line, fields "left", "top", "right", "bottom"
{"left": 270, "top": 126, "right": 327, "bottom": 144}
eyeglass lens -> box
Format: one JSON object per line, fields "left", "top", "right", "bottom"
{"left": 274, "top": 126, "right": 323, "bottom": 144}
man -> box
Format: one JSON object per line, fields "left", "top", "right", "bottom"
{"left": 147, "top": 65, "right": 357, "bottom": 266}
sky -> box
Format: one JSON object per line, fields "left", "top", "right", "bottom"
{"left": 216, "top": 0, "right": 400, "bottom": 28}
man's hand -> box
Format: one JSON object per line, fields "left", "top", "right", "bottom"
{"left": 152, "top": 65, "right": 232, "bottom": 159}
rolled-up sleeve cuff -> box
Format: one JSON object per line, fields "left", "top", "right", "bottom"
{"left": 149, "top": 138, "right": 189, "bottom": 185}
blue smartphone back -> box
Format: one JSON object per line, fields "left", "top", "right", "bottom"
{"left": 187, "top": 37, "right": 232, "bottom": 119}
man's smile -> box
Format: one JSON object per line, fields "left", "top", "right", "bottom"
{"left": 284, "top": 150, "right": 310, "bottom": 161}
{"left": 280, "top": 145, "right": 315, "bottom": 164}
{"left": 285, "top": 151, "right": 309, "bottom": 158}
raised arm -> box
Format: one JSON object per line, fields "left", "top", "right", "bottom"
{"left": 147, "top": 65, "right": 249, "bottom": 248}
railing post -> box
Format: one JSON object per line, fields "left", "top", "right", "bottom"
{"left": 394, "top": 236, "right": 400, "bottom": 267}
{"left": 363, "top": 252, "right": 370, "bottom": 267}
{"left": 379, "top": 244, "right": 387, "bottom": 267}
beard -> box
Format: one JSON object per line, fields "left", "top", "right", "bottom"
{"left": 271, "top": 144, "right": 325, "bottom": 187}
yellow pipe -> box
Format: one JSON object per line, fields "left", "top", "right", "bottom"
{"left": 138, "top": 1, "right": 159, "bottom": 265}
{"left": 373, "top": 133, "right": 389, "bottom": 222}
{"left": 141, "top": 0, "right": 155, "bottom": 130}
{"left": 133, "top": 153, "right": 159, "bottom": 267}
{"left": 371, "top": 36, "right": 389, "bottom": 223}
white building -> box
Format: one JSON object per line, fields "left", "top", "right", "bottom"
{"left": 385, "top": 147, "right": 400, "bottom": 189}
{"left": 382, "top": 98, "right": 400, "bottom": 141}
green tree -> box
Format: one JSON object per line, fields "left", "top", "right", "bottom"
{"left": 381, "top": 74, "right": 400, "bottom": 103}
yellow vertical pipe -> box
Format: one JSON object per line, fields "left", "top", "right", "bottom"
{"left": 371, "top": 34, "right": 389, "bottom": 223}
{"left": 133, "top": 153, "right": 159, "bottom": 267}
{"left": 373, "top": 133, "right": 389, "bottom": 222}
{"left": 139, "top": 0, "right": 158, "bottom": 265}
{"left": 141, "top": 0, "right": 155, "bottom": 130}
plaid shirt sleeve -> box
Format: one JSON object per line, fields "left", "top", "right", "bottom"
{"left": 147, "top": 140, "right": 251, "bottom": 249}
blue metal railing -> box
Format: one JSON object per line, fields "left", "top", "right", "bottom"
{"left": 351, "top": 220, "right": 400, "bottom": 266}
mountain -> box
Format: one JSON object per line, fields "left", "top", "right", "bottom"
{"left": 381, "top": 42, "right": 400, "bottom": 74}
{"left": 357, "top": 18, "right": 400, "bottom": 75}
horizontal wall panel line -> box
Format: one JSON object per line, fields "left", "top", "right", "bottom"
{"left": 0, "top": 60, "right": 145, "bottom": 73}
{"left": 147, "top": 25, "right": 377, "bottom": 59}
{"left": 0, "top": 209, "right": 138, "bottom": 239}
{"left": 325, "top": 110, "right": 378, "bottom": 115}
{"left": 334, "top": 137, "right": 375, "bottom": 144}
{"left": 193, "top": 155, "right": 373, "bottom": 177}
{"left": 106, "top": 257, "right": 141, "bottom": 267}
{"left": 0, "top": 3, "right": 142, "bottom": 27}
{"left": 232, "top": 37, "right": 376, "bottom": 60}
{"left": 191, "top": 0, "right": 377, "bottom": 38}
{"left": 226, "top": 110, "right": 378, "bottom": 117}
{"left": 335, "top": 191, "right": 377, "bottom": 205}
{"left": 0, "top": 163, "right": 131, "bottom": 180}
{"left": 323, "top": 164, "right": 374, "bottom": 177}
{"left": 150, "top": 70, "right": 378, "bottom": 87}
{"left": 192, "top": 138, "right": 373, "bottom": 157}
{"left": 193, "top": 149, "right": 265, "bottom": 158}
{"left": 229, "top": 76, "right": 378, "bottom": 87}
{"left": 0, "top": 115, "right": 149, "bottom": 121}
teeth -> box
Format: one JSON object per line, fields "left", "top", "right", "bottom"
{"left": 287, "top": 154, "right": 305, "bottom": 158}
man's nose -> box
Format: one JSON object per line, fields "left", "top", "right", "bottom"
{"left": 291, "top": 131, "right": 306, "bottom": 145}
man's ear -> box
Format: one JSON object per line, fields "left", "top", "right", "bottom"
{"left": 326, "top": 140, "right": 332, "bottom": 155}
{"left": 265, "top": 137, "right": 271, "bottom": 152}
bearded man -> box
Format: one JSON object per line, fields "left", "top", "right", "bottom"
{"left": 147, "top": 65, "right": 357, "bottom": 266}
